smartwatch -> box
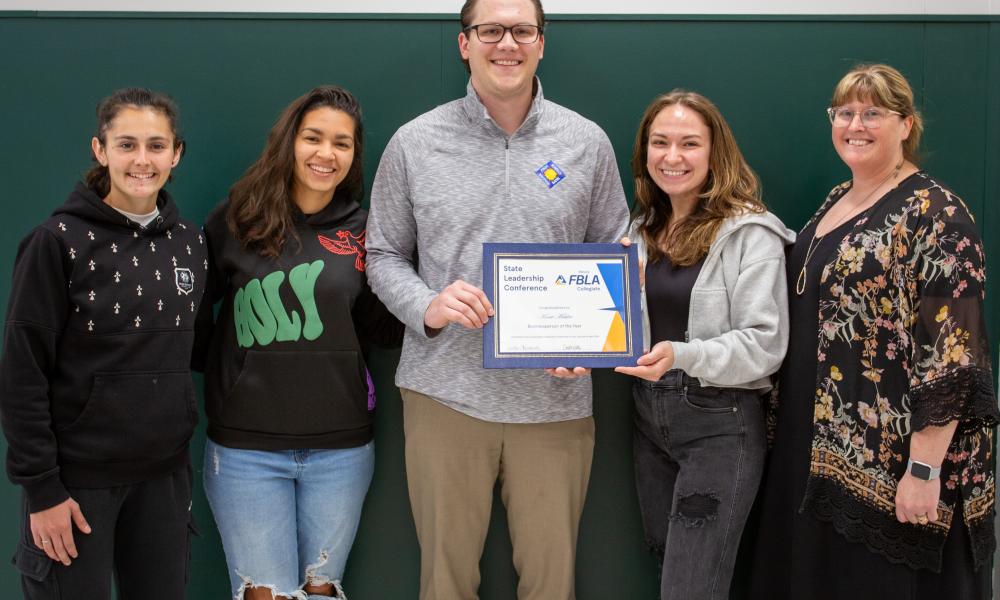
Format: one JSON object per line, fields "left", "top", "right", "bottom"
{"left": 907, "top": 459, "right": 941, "bottom": 481}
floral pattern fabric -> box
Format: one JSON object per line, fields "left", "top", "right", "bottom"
{"left": 797, "top": 172, "right": 998, "bottom": 571}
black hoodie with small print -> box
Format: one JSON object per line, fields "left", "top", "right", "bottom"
{"left": 0, "top": 182, "right": 207, "bottom": 513}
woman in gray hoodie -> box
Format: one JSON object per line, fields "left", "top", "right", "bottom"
{"left": 615, "top": 90, "right": 794, "bottom": 600}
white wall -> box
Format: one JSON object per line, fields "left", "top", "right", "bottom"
{"left": 1, "top": 0, "right": 998, "bottom": 15}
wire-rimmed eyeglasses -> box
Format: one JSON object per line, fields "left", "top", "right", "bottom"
{"left": 827, "top": 106, "right": 903, "bottom": 129}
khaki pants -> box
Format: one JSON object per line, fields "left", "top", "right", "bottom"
{"left": 401, "top": 388, "right": 595, "bottom": 600}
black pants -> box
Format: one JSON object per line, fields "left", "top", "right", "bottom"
{"left": 13, "top": 466, "right": 195, "bottom": 600}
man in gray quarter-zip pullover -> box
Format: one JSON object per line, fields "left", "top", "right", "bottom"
{"left": 366, "top": 1, "right": 628, "bottom": 598}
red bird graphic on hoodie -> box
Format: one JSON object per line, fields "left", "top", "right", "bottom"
{"left": 317, "top": 230, "right": 366, "bottom": 272}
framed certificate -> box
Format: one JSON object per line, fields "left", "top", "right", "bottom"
{"left": 482, "top": 242, "right": 642, "bottom": 368}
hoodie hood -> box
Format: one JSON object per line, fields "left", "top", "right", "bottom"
{"left": 290, "top": 189, "right": 363, "bottom": 229}
{"left": 53, "top": 182, "right": 179, "bottom": 234}
{"left": 628, "top": 210, "right": 796, "bottom": 260}
{"left": 711, "top": 210, "right": 796, "bottom": 247}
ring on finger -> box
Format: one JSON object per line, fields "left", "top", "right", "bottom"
{"left": 41, "top": 539, "right": 51, "bottom": 545}
{"left": 916, "top": 514, "right": 929, "bottom": 525}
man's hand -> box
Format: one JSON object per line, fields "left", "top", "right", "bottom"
{"left": 615, "top": 341, "right": 674, "bottom": 381}
{"left": 544, "top": 367, "right": 591, "bottom": 379}
{"left": 424, "top": 280, "right": 494, "bottom": 330}
{"left": 30, "top": 497, "right": 91, "bottom": 565}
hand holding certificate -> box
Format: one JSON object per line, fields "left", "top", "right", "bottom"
{"left": 425, "top": 279, "right": 494, "bottom": 330}
{"left": 483, "top": 243, "right": 642, "bottom": 368}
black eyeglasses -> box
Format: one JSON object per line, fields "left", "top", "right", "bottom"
{"left": 463, "top": 23, "right": 543, "bottom": 44}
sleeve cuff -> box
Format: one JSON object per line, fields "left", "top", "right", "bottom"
{"left": 24, "top": 474, "right": 69, "bottom": 514}
{"left": 910, "top": 366, "right": 999, "bottom": 434}
{"left": 671, "top": 341, "right": 697, "bottom": 373}
{"left": 409, "top": 291, "right": 438, "bottom": 339}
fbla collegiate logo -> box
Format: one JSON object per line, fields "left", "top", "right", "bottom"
{"left": 174, "top": 267, "right": 195, "bottom": 295}
{"left": 318, "top": 230, "right": 367, "bottom": 272}
{"left": 535, "top": 160, "right": 565, "bottom": 189}
{"left": 556, "top": 273, "right": 601, "bottom": 286}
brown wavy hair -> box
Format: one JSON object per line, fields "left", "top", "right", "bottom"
{"left": 830, "top": 63, "right": 923, "bottom": 164}
{"left": 86, "top": 88, "right": 183, "bottom": 197}
{"left": 631, "top": 90, "right": 764, "bottom": 266}
{"left": 227, "top": 85, "right": 364, "bottom": 258}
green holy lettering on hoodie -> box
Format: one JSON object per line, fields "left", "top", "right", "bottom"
{"left": 234, "top": 260, "right": 325, "bottom": 347}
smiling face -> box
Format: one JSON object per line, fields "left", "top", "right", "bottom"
{"left": 646, "top": 104, "right": 712, "bottom": 208}
{"left": 831, "top": 97, "right": 912, "bottom": 176}
{"left": 291, "top": 107, "right": 356, "bottom": 212}
{"left": 459, "top": 0, "right": 544, "bottom": 104}
{"left": 91, "top": 106, "right": 181, "bottom": 213}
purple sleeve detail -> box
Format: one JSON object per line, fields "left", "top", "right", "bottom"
{"left": 366, "top": 368, "right": 376, "bottom": 411}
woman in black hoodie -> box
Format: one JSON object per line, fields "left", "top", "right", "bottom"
{"left": 196, "top": 86, "right": 401, "bottom": 600}
{"left": 0, "top": 88, "right": 206, "bottom": 599}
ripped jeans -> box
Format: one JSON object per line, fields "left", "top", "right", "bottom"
{"left": 203, "top": 439, "right": 374, "bottom": 600}
{"left": 632, "top": 371, "right": 765, "bottom": 600}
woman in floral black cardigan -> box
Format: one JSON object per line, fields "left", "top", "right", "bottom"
{"left": 746, "top": 63, "right": 997, "bottom": 599}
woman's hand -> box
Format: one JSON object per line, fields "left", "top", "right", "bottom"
{"left": 894, "top": 472, "right": 941, "bottom": 525}
{"left": 620, "top": 236, "right": 645, "bottom": 286}
{"left": 30, "top": 497, "right": 91, "bottom": 565}
{"left": 894, "top": 422, "right": 956, "bottom": 525}
{"left": 615, "top": 341, "right": 674, "bottom": 381}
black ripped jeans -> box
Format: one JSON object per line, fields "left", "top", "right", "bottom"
{"left": 632, "top": 370, "right": 765, "bottom": 600}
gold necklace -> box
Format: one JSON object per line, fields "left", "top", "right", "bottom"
{"left": 795, "top": 161, "right": 903, "bottom": 296}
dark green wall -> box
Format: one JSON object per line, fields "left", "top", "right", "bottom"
{"left": 0, "top": 12, "right": 997, "bottom": 599}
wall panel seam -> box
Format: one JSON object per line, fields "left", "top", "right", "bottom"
{"left": 2, "top": 11, "right": 1000, "bottom": 22}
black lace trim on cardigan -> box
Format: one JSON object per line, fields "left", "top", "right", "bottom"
{"left": 803, "top": 475, "right": 996, "bottom": 571}
{"left": 802, "top": 476, "right": 948, "bottom": 572}
{"left": 910, "top": 366, "right": 999, "bottom": 434}
{"left": 967, "top": 509, "right": 996, "bottom": 568}
{"left": 764, "top": 386, "right": 780, "bottom": 450}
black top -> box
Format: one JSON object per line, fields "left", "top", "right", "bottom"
{"left": 766, "top": 217, "right": 850, "bottom": 541}
{"left": 646, "top": 254, "right": 705, "bottom": 344}
{"left": 0, "top": 183, "right": 207, "bottom": 512}
{"left": 196, "top": 194, "right": 403, "bottom": 451}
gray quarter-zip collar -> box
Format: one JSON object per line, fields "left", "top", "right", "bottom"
{"left": 460, "top": 77, "right": 545, "bottom": 138}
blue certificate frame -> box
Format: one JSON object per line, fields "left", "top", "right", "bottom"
{"left": 483, "top": 242, "right": 642, "bottom": 368}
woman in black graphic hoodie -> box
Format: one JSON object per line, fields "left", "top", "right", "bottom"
{"left": 195, "top": 86, "right": 401, "bottom": 600}
{"left": 0, "top": 88, "right": 206, "bottom": 599}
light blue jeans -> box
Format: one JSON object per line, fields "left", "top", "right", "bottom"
{"left": 203, "top": 438, "right": 374, "bottom": 600}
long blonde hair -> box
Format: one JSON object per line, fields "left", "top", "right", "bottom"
{"left": 631, "top": 90, "right": 764, "bottom": 266}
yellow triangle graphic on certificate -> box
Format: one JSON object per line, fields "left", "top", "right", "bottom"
{"left": 602, "top": 312, "right": 627, "bottom": 352}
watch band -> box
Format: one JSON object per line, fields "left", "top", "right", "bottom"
{"left": 907, "top": 459, "right": 941, "bottom": 481}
